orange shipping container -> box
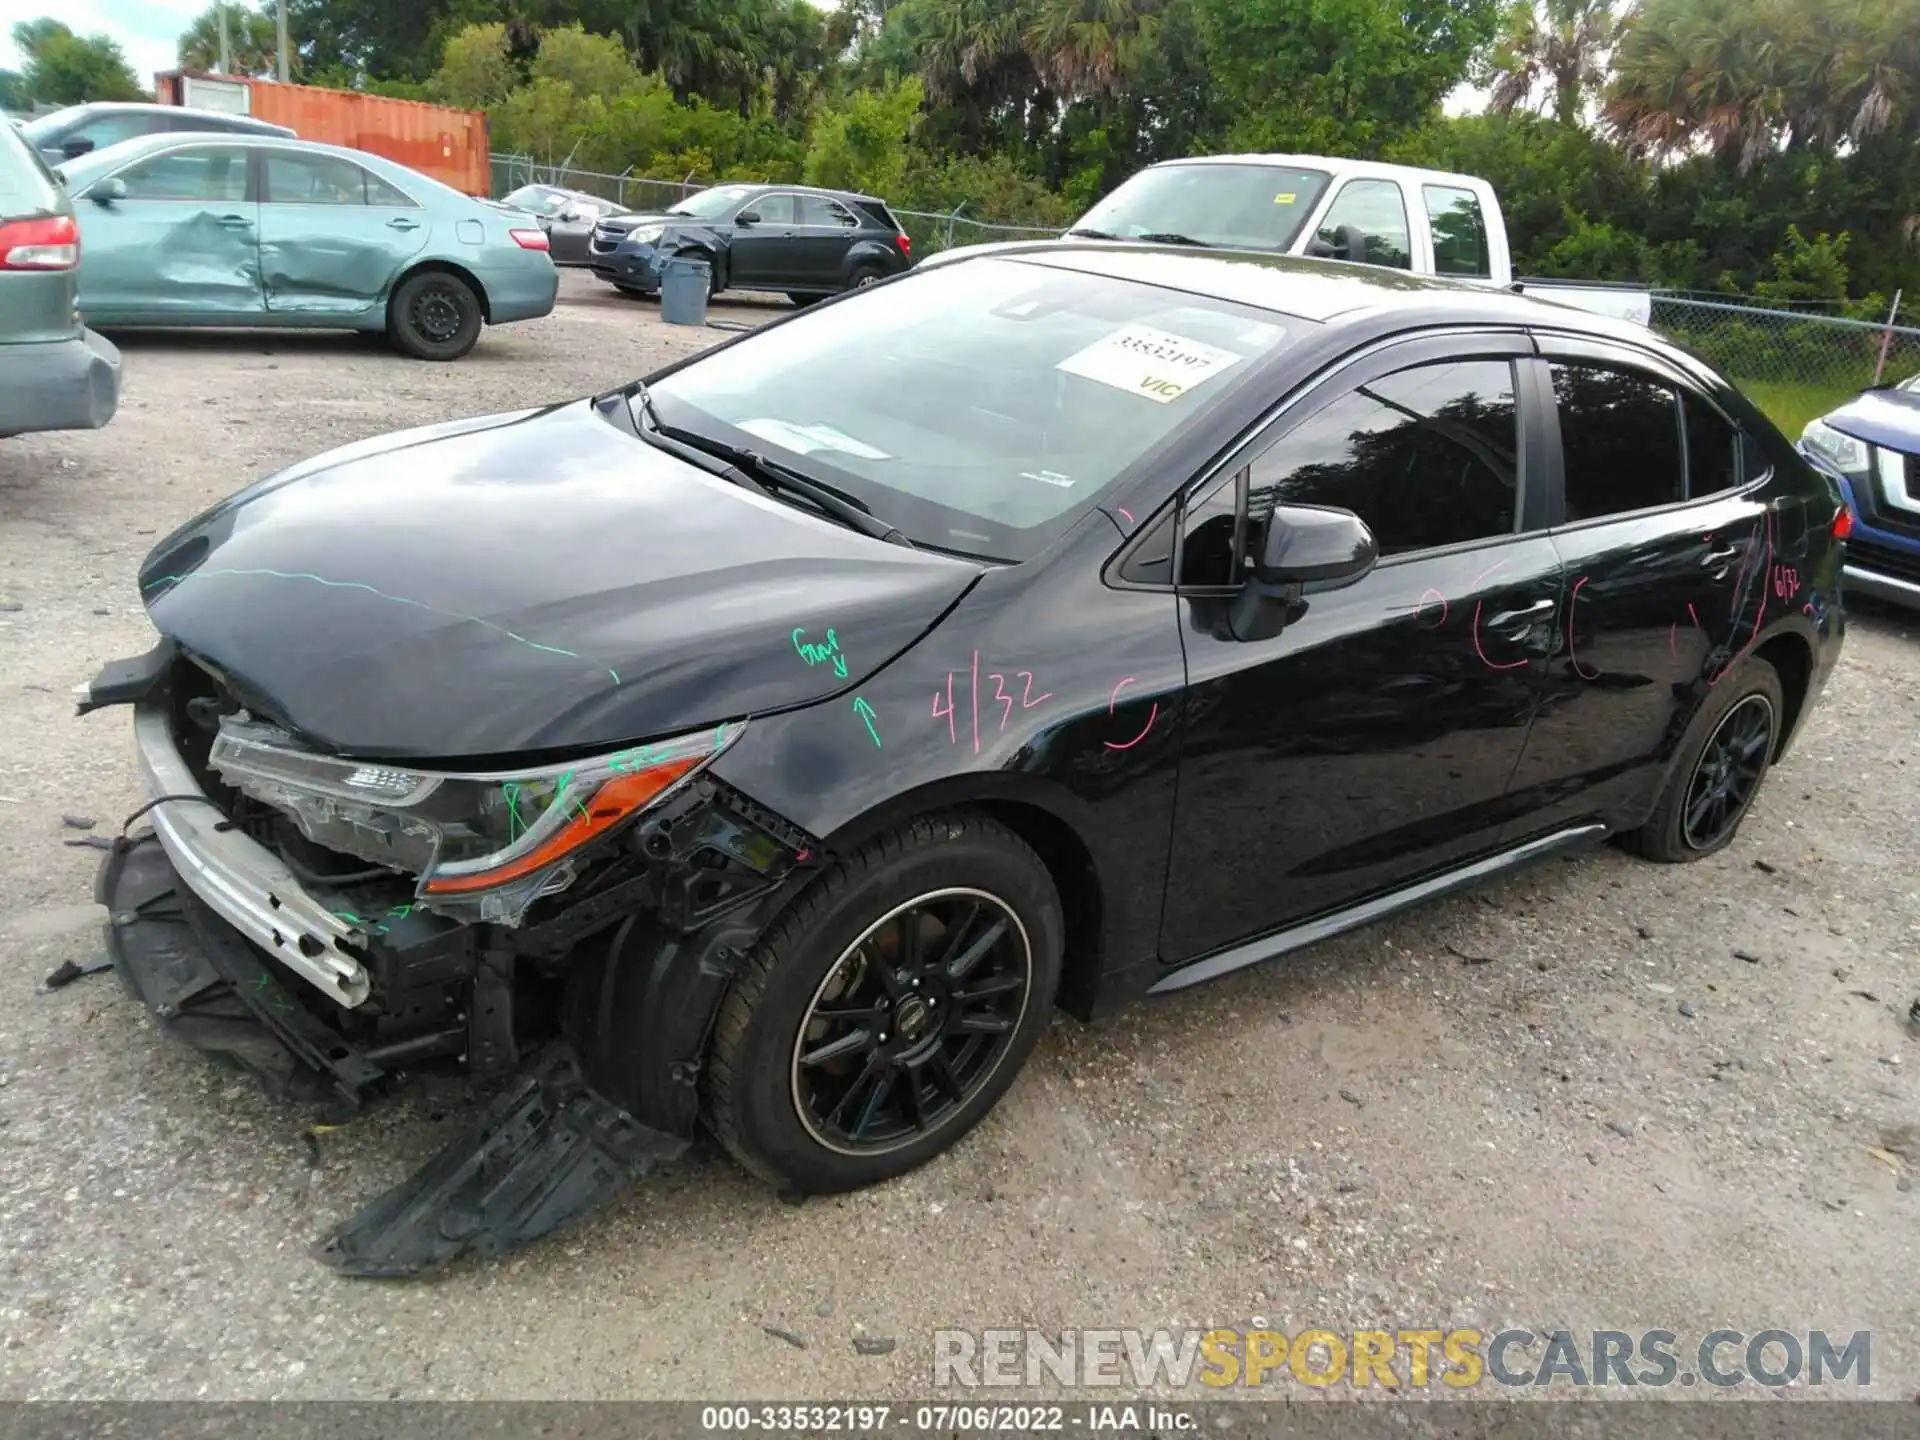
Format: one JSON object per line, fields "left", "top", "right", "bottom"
{"left": 153, "top": 72, "right": 491, "bottom": 197}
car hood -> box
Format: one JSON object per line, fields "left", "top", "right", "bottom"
{"left": 1825, "top": 386, "right": 1920, "bottom": 454}
{"left": 139, "top": 400, "right": 984, "bottom": 761}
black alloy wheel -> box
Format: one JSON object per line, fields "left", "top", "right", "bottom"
{"left": 1680, "top": 693, "right": 1775, "bottom": 851}
{"left": 1622, "top": 653, "right": 1784, "bottom": 863}
{"left": 790, "top": 888, "right": 1031, "bottom": 1155}
{"left": 703, "top": 811, "right": 1063, "bottom": 1192}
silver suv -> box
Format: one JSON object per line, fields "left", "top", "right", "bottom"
{"left": 0, "top": 116, "right": 119, "bottom": 438}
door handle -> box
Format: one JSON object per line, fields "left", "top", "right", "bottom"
{"left": 1485, "top": 598, "right": 1555, "bottom": 629}
{"left": 1702, "top": 544, "right": 1741, "bottom": 566}
{"left": 217, "top": 214, "right": 253, "bottom": 228}
{"left": 387, "top": 218, "right": 421, "bottom": 231}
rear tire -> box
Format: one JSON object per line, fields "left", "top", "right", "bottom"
{"left": 1622, "top": 655, "right": 1784, "bottom": 862}
{"left": 706, "top": 812, "right": 1062, "bottom": 1193}
{"left": 387, "top": 271, "right": 482, "bottom": 361}
{"left": 843, "top": 262, "right": 884, "bottom": 293}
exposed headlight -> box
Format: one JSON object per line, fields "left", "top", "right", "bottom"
{"left": 1801, "top": 418, "right": 1869, "bottom": 477}
{"left": 209, "top": 716, "right": 744, "bottom": 925}
{"left": 627, "top": 222, "right": 665, "bottom": 245}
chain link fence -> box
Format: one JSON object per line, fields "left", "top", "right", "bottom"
{"left": 1649, "top": 292, "right": 1917, "bottom": 432}
{"left": 488, "top": 154, "right": 1066, "bottom": 255}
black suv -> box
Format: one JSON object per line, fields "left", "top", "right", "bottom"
{"left": 588, "top": 182, "right": 913, "bottom": 303}
{"left": 20, "top": 102, "right": 294, "bottom": 165}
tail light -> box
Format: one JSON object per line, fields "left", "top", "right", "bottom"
{"left": 1832, "top": 506, "right": 1854, "bottom": 540}
{"left": 0, "top": 214, "right": 79, "bottom": 270}
{"left": 508, "top": 228, "right": 550, "bottom": 251}
{"left": 896, "top": 232, "right": 912, "bottom": 256}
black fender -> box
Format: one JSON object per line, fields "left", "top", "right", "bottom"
{"left": 838, "top": 239, "right": 902, "bottom": 287}
{"left": 559, "top": 774, "right": 815, "bottom": 1136}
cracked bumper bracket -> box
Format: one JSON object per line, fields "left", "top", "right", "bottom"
{"left": 312, "top": 1044, "right": 690, "bottom": 1278}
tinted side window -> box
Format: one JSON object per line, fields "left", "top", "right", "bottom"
{"left": 1682, "top": 392, "right": 1741, "bottom": 495}
{"left": 799, "top": 195, "right": 858, "bottom": 228}
{"left": 116, "top": 147, "right": 248, "bottom": 202}
{"left": 745, "top": 193, "right": 796, "bottom": 224}
{"left": 71, "top": 112, "right": 155, "bottom": 151}
{"left": 1423, "top": 184, "right": 1489, "bottom": 278}
{"left": 1243, "top": 359, "right": 1519, "bottom": 557}
{"left": 264, "top": 152, "right": 367, "bottom": 204}
{"left": 1550, "top": 362, "right": 1684, "bottom": 520}
{"left": 1315, "top": 179, "right": 1412, "bottom": 270}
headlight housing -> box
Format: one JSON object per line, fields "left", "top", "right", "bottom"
{"left": 209, "top": 715, "right": 744, "bottom": 925}
{"left": 1801, "top": 418, "right": 1869, "bottom": 478}
{"left": 628, "top": 223, "right": 665, "bottom": 245}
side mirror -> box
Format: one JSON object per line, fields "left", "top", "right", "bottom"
{"left": 61, "top": 136, "right": 94, "bottom": 159}
{"left": 1304, "top": 224, "right": 1369, "bottom": 264}
{"left": 735, "top": 210, "right": 758, "bottom": 226}
{"left": 1252, "top": 504, "right": 1377, "bottom": 589}
{"left": 90, "top": 177, "right": 128, "bottom": 205}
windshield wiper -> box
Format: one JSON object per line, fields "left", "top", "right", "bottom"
{"left": 1065, "top": 226, "right": 1119, "bottom": 240}
{"left": 1132, "top": 231, "right": 1213, "bottom": 247}
{"left": 629, "top": 385, "right": 911, "bottom": 546}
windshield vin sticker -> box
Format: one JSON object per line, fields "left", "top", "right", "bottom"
{"left": 1055, "top": 323, "right": 1244, "bottom": 404}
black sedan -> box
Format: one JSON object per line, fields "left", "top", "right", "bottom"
{"left": 587, "top": 181, "right": 913, "bottom": 301}
{"left": 500, "top": 183, "right": 632, "bottom": 266}
{"left": 81, "top": 245, "right": 1845, "bottom": 1274}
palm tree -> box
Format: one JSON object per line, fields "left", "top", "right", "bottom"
{"left": 1489, "top": 0, "right": 1619, "bottom": 127}
{"left": 1025, "top": 0, "right": 1160, "bottom": 101}
{"left": 178, "top": 2, "right": 279, "bottom": 77}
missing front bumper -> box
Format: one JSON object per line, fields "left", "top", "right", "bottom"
{"left": 99, "top": 832, "right": 688, "bottom": 1275}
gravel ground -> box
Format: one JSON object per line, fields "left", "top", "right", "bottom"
{"left": 0, "top": 271, "right": 1916, "bottom": 1401}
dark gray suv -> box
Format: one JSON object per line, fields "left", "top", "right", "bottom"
{"left": 20, "top": 102, "right": 293, "bottom": 166}
{"left": 0, "top": 117, "right": 119, "bottom": 438}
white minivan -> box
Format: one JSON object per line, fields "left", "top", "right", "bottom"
{"left": 1051, "top": 153, "right": 1652, "bottom": 325}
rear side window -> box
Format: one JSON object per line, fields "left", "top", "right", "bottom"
{"left": 1550, "top": 362, "right": 1684, "bottom": 520}
{"left": 1682, "top": 392, "right": 1742, "bottom": 495}
{"left": 264, "top": 152, "right": 367, "bottom": 204}
{"left": 1423, "top": 185, "right": 1489, "bottom": 278}
{"left": 799, "top": 194, "right": 858, "bottom": 228}
{"left": 1241, "top": 358, "right": 1519, "bottom": 559}
{"left": 1314, "top": 179, "right": 1412, "bottom": 270}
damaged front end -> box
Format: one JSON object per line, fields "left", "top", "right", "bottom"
{"left": 85, "top": 640, "right": 814, "bottom": 1275}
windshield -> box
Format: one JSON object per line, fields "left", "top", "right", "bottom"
{"left": 504, "top": 185, "right": 566, "bottom": 215}
{"left": 16, "top": 109, "right": 75, "bottom": 146}
{"left": 667, "top": 184, "right": 752, "bottom": 220}
{"left": 1074, "top": 163, "right": 1331, "bottom": 253}
{"left": 646, "top": 258, "right": 1305, "bottom": 561}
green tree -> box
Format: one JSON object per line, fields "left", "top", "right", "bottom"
{"left": 434, "top": 21, "right": 516, "bottom": 107}
{"left": 178, "top": 4, "right": 281, "bottom": 76}
{"left": 1488, "top": 0, "right": 1618, "bottom": 127}
{"left": 0, "top": 69, "right": 29, "bottom": 111}
{"left": 1190, "top": 0, "right": 1499, "bottom": 154}
{"left": 530, "top": 23, "right": 637, "bottom": 98}
{"left": 805, "top": 76, "right": 924, "bottom": 196}
{"left": 12, "top": 19, "right": 146, "bottom": 104}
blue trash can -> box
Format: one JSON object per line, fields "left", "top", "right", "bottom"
{"left": 659, "top": 256, "right": 711, "bottom": 326}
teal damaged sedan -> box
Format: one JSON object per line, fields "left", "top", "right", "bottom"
{"left": 55, "top": 134, "right": 557, "bottom": 360}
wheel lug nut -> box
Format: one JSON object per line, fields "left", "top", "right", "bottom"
{"left": 878, "top": 1032, "right": 889, "bottom": 1043}
{"left": 911, "top": 978, "right": 921, "bottom": 989}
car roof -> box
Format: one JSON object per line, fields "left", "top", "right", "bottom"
{"left": 51, "top": 101, "right": 287, "bottom": 129}
{"left": 932, "top": 239, "right": 1672, "bottom": 342}
{"left": 729, "top": 181, "right": 887, "bottom": 207}
{"left": 1142, "top": 152, "right": 1489, "bottom": 192}
{"left": 59, "top": 131, "right": 449, "bottom": 196}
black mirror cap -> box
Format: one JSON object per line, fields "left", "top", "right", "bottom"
{"left": 735, "top": 210, "right": 758, "bottom": 226}
{"left": 1253, "top": 504, "right": 1378, "bottom": 588}
{"left": 61, "top": 137, "right": 94, "bottom": 158}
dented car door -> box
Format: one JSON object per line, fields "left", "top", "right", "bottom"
{"left": 77, "top": 142, "right": 263, "bottom": 322}
{"left": 257, "top": 149, "right": 430, "bottom": 316}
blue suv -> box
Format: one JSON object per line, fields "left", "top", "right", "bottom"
{"left": 1800, "top": 372, "right": 1920, "bottom": 609}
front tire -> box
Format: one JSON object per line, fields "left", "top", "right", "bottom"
{"left": 1623, "top": 655, "right": 1784, "bottom": 862}
{"left": 387, "top": 271, "right": 482, "bottom": 361}
{"left": 706, "top": 813, "right": 1062, "bottom": 1193}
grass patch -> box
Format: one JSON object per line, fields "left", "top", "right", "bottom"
{"left": 1734, "top": 378, "right": 1859, "bottom": 438}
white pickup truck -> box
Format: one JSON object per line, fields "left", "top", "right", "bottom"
{"left": 1006, "top": 153, "right": 1653, "bottom": 325}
